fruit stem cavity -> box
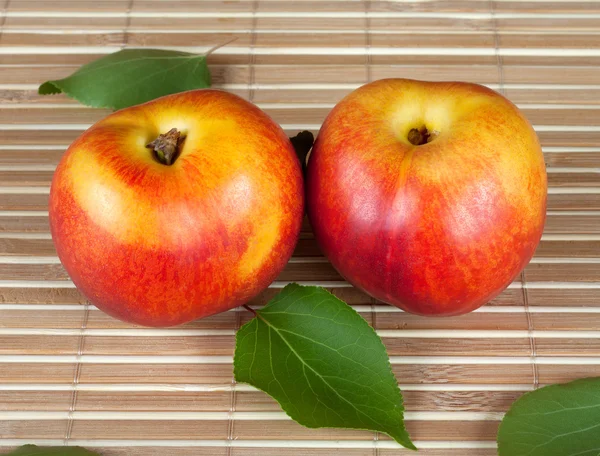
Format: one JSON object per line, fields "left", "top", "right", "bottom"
{"left": 407, "top": 126, "right": 439, "bottom": 146}
{"left": 146, "top": 128, "right": 185, "bottom": 165}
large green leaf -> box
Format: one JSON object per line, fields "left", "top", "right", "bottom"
{"left": 39, "top": 48, "right": 211, "bottom": 110}
{"left": 498, "top": 377, "right": 600, "bottom": 455}
{"left": 234, "top": 283, "right": 415, "bottom": 450}
{"left": 3, "top": 445, "right": 100, "bottom": 455}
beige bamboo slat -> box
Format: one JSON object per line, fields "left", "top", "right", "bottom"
{"left": 4, "top": 2, "right": 599, "bottom": 15}
{"left": 1, "top": 50, "right": 600, "bottom": 66}
{"left": 6, "top": 14, "right": 599, "bottom": 33}
{"left": 4, "top": 0, "right": 598, "bottom": 15}
{"left": 2, "top": 258, "right": 600, "bottom": 284}
{"left": 0, "top": 334, "right": 532, "bottom": 357}
{"left": 0, "top": 389, "right": 525, "bottom": 413}
{"left": 5, "top": 334, "right": 600, "bottom": 358}
{"left": 2, "top": 105, "right": 600, "bottom": 126}
{"left": 1, "top": 362, "right": 591, "bottom": 385}
{"left": 4, "top": 0, "right": 598, "bottom": 13}
{"left": 2, "top": 303, "right": 599, "bottom": 328}
{"left": 0, "top": 286, "right": 597, "bottom": 307}
{"left": 0, "top": 361, "right": 536, "bottom": 385}
{"left": 4, "top": 32, "right": 600, "bottom": 49}
{"left": 7, "top": 0, "right": 131, "bottom": 11}
{"left": 2, "top": 62, "right": 600, "bottom": 85}
{"left": 0, "top": 306, "right": 542, "bottom": 329}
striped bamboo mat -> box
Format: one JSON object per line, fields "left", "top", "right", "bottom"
{"left": 0, "top": 0, "right": 599, "bottom": 454}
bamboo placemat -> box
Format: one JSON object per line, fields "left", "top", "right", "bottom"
{"left": 0, "top": 0, "right": 599, "bottom": 454}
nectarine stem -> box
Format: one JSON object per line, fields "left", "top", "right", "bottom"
{"left": 204, "top": 36, "right": 239, "bottom": 56}
{"left": 407, "top": 126, "right": 439, "bottom": 146}
{"left": 243, "top": 304, "right": 257, "bottom": 316}
{"left": 407, "top": 128, "right": 426, "bottom": 146}
{"left": 146, "top": 128, "right": 185, "bottom": 165}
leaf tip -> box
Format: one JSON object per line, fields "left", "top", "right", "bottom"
{"left": 389, "top": 428, "right": 417, "bottom": 451}
{"left": 405, "top": 440, "right": 418, "bottom": 451}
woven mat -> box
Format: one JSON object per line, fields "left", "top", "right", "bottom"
{"left": 0, "top": 0, "right": 599, "bottom": 454}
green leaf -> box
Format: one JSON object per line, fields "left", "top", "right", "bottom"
{"left": 498, "top": 377, "right": 600, "bottom": 456}
{"left": 234, "top": 283, "right": 415, "bottom": 450}
{"left": 38, "top": 48, "right": 211, "bottom": 110}
{"left": 3, "top": 445, "right": 100, "bottom": 455}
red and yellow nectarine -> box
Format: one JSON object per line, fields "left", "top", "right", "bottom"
{"left": 307, "top": 79, "right": 547, "bottom": 316}
{"left": 50, "top": 89, "right": 304, "bottom": 327}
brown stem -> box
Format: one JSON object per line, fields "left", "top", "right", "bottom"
{"left": 407, "top": 126, "right": 439, "bottom": 146}
{"left": 205, "top": 36, "right": 239, "bottom": 56}
{"left": 243, "top": 304, "right": 257, "bottom": 316}
{"left": 146, "top": 128, "right": 185, "bottom": 165}
{"left": 407, "top": 128, "right": 426, "bottom": 146}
